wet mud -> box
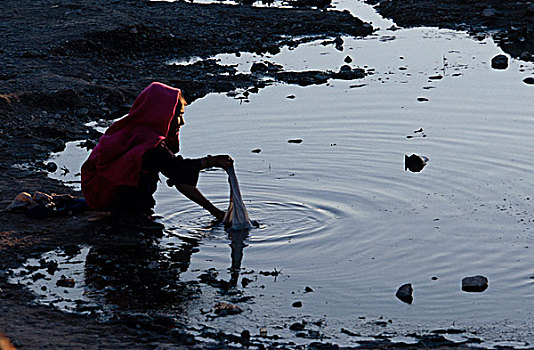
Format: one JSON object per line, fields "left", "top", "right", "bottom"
{"left": 366, "top": 0, "right": 534, "bottom": 62}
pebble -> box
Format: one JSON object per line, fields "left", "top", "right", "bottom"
{"left": 344, "top": 56, "right": 352, "bottom": 63}
{"left": 56, "top": 275, "right": 75, "bottom": 288}
{"left": 491, "top": 54, "right": 508, "bottom": 70}
{"left": 44, "top": 162, "right": 58, "bottom": 173}
{"left": 292, "top": 301, "right": 303, "bottom": 307}
{"left": 395, "top": 283, "right": 413, "bottom": 304}
{"left": 523, "top": 77, "right": 534, "bottom": 85}
{"left": 462, "top": 275, "right": 488, "bottom": 292}
{"left": 288, "top": 139, "right": 303, "bottom": 144}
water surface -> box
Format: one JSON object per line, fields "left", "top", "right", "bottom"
{"left": 35, "top": 0, "right": 534, "bottom": 347}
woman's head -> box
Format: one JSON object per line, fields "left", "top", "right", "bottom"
{"left": 165, "top": 92, "right": 188, "bottom": 153}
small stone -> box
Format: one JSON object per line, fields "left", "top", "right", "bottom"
{"left": 344, "top": 56, "right": 352, "bottom": 64}
{"left": 431, "top": 276, "right": 438, "bottom": 281}
{"left": 241, "top": 277, "right": 253, "bottom": 287}
{"left": 462, "top": 275, "right": 488, "bottom": 292}
{"left": 523, "top": 77, "right": 534, "bottom": 85}
{"left": 77, "top": 107, "right": 89, "bottom": 116}
{"left": 251, "top": 149, "right": 262, "bottom": 153}
{"left": 214, "top": 302, "right": 242, "bottom": 315}
{"left": 259, "top": 327, "right": 268, "bottom": 337}
{"left": 304, "top": 286, "right": 314, "bottom": 293}
{"left": 292, "top": 301, "right": 303, "bottom": 307}
{"left": 395, "top": 283, "right": 413, "bottom": 304}
{"left": 56, "top": 275, "right": 75, "bottom": 288}
{"left": 241, "top": 330, "right": 250, "bottom": 344}
{"left": 290, "top": 322, "right": 306, "bottom": 331}
{"left": 417, "top": 97, "right": 429, "bottom": 102}
{"left": 286, "top": 95, "right": 296, "bottom": 99}
{"left": 405, "top": 154, "right": 428, "bottom": 173}
{"left": 288, "top": 139, "right": 303, "bottom": 144}
{"left": 491, "top": 54, "right": 508, "bottom": 70}
{"left": 251, "top": 62, "right": 268, "bottom": 74}
{"left": 44, "top": 162, "right": 58, "bottom": 173}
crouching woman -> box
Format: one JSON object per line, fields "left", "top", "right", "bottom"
{"left": 81, "top": 82, "right": 232, "bottom": 225}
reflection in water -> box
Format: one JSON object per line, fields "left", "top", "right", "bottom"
{"left": 229, "top": 230, "right": 249, "bottom": 287}
{"left": 82, "top": 221, "right": 250, "bottom": 311}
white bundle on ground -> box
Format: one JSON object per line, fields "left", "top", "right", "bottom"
{"left": 223, "top": 165, "right": 253, "bottom": 231}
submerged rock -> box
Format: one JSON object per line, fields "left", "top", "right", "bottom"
{"left": 395, "top": 283, "right": 413, "bottom": 304}
{"left": 491, "top": 54, "right": 508, "bottom": 70}
{"left": 462, "top": 275, "right": 488, "bottom": 292}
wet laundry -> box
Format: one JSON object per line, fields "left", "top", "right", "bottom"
{"left": 223, "top": 165, "right": 254, "bottom": 231}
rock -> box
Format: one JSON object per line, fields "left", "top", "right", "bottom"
{"left": 241, "top": 276, "right": 253, "bottom": 287}
{"left": 259, "top": 327, "right": 268, "bottom": 337}
{"left": 241, "top": 330, "right": 250, "bottom": 344}
{"left": 417, "top": 97, "right": 429, "bottom": 102}
{"left": 523, "top": 77, "right": 534, "bottom": 85}
{"left": 56, "top": 275, "right": 75, "bottom": 288}
{"left": 344, "top": 56, "right": 352, "bottom": 63}
{"left": 288, "top": 139, "right": 303, "bottom": 144}
{"left": 290, "top": 321, "right": 306, "bottom": 331}
{"left": 491, "top": 54, "right": 508, "bottom": 70}
{"left": 214, "top": 302, "right": 242, "bottom": 316}
{"left": 77, "top": 107, "right": 89, "bottom": 116}
{"left": 334, "top": 36, "right": 344, "bottom": 51}
{"left": 529, "top": 3, "right": 534, "bottom": 13}
{"left": 405, "top": 154, "right": 428, "bottom": 173}
{"left": 44, "top": 162, "right": 58, "bottom": 173}
{"left": 395, "top": 283, "right": 413, "bottom": 304}
{"left": 251, "top": 149, "right": 261, "bottom": 153}
{"left": 331, "top": 67, "right": 365, "bottom": 80}
{"left": 251, "top": 62, "right": 268, "bottom": 74}
{"left": 292, "top": 301, "right": 303, "bottom": 307}
{"left": 304, "top": 286, "right": 314, "bottom": 293}
{"left": 286, "top": 95, "right": 296, "bottom": 99}
{"left": 462, "top": 275, "right": 488, "bottom": 292}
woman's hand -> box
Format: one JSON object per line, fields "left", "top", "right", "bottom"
{"left": 205, "top": 155, "right": 233, "bottom": 170}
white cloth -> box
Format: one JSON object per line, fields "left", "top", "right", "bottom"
{"left": 223, "top": 166, "right": 253, "bottom": 231}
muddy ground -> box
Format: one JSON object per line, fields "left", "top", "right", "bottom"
{"left": 368, "top": 0, "right": 534, "bottom": 62}
{"left": 0, "top": 0, "right": 532, "bottom": 348}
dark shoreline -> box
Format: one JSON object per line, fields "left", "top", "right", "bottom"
{"left": 0, "top": 0, "right": 532, "bottom": 348}
{"left": 367, "top": 0, "right": 534, "bottom": 62}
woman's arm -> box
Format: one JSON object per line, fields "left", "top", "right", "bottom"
{"left": 175, "top": 184, "right": 225, "bottom": 220}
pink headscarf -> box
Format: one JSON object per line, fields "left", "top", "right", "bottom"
{"left": 81, "top": 82, "right": 182, "bottom": 210}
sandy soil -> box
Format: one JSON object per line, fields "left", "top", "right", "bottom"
{"left": 0, "top": 0, "right": 531, "bottom": 348}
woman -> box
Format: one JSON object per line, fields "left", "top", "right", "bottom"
{"left": 81, "top": 82, "right": 232, "bottom": 226}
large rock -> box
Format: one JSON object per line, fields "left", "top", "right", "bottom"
{"left": 523, "top": 77, "right": 534, "bottom": 85}
{"left": 461, "top": 275, "right": 488, "bottom": 292}
{"left": 395, "top": 283, "right": 413, "bottom": 304}
{"left": 491, "top": 54, "right": 508, "bottom": 70}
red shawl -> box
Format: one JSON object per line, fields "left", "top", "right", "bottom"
{"left": 81, "top": 82, "right": 182, "bottom": 210}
